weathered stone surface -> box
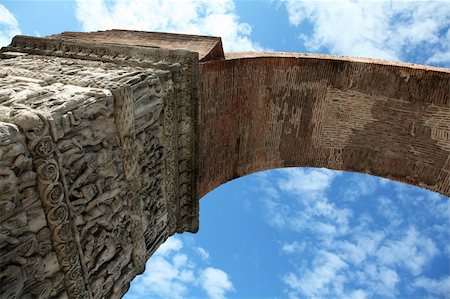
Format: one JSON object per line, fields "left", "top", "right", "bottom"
{"left": 1, "top": 33, "right": 199, "bottom": 298}
{"left": 0, "top": 30, "right": 449, "bottom": 299}
{"left": 51, "top": 29, "right": 224, "bottom": 62}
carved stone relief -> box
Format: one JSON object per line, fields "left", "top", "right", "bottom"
{"left": 0, "top": 121, "right": 67, "bottom": 298}
{"left": 0, "top": 35, "right": 199, "bottom": 299}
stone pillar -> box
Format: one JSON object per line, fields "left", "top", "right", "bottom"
{"left": 0, "top": 32, "right": 205, "bottom": 298}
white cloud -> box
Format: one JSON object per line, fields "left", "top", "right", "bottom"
{"left": 75, "top": 0, "right": 261, "bottom": 51}
{"left": 261, "top": 168, "right": 351, "bottom": 239}
{"left": 281, "top": 241, "right": 305, "bottom": 254}
{"left": 0, "top": 4, "right": 21, "bottom": 47}
{"left": 256, "top": 169, "right": 449, "bottom": 299}
{"left": 127, "top": 236, "right": 233, "bottom": 299}
{"left": 278, "top": 168, "right": 338, "bottom": 196}
{"left": 413, "top": 276, "right": 450, "bottom": 297}
{"left": 283, "top": 250, "right": 348, "bottom": 299}
{"left": 348, "top": 289, "right": 368, "bottom": 299}
{"left": 134, "top": 253, "right": 194, "bottom": 299}
{"left": 394, "top": 183, "right": 450, "bottom": 222}
{"left": 336, "top": 230, "right": 385, "bottom": 265}
{"left": 255, "top": 171, "right": 281, "bottom": 199}
{"left": 376, "top": 227, "right": 438, "bottom": 276}
{"left": 341, "top": 174, "right": 378, "bottom": 201}
{"left": 377, "top": 267, "right": 399, "bottom": 296}
{"left": 155, "top": 236, "right": 183, "bottom": 256}
{"left": 131, "top": 237, "right": 194, "bottom": 299}
{"left": 197, "top": 246, "right": 210, "bottom": 261}
{"left": 281, "top": 0, "right": 450, "bottom": 66}
{"left": 428, "top": 28, "right": 450, "bottom": 64}
{"left": 360, "top": 264, "right": 400, "bottom": 297}
{"left": 262, "top": 195, "right": 289, "bottom": 228}
{"left": 200, "top": 267, "right": 234, "bottom": 299}
{"left": 375, "top": 196, "right": 403, "bottom": 227}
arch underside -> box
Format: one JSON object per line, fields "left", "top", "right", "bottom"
{"left": 198, "top": 55, "right": 450, "bottom": 198}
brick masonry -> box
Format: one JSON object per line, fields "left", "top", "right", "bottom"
{"left": 198, "top": 55, "right": 450, "bottom": 198}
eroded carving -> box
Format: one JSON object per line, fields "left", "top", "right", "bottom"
{"left": 0, "top": 33, "right": 199, "bottom": 299}
{"left": 0, "top": 122, "right": 67, "bottom": 299}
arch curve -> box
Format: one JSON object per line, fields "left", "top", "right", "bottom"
{"left": 198, "top": 54, "right": 450, "bottom": 198}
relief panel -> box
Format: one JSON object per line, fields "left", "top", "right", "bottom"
{"left": 0, "top": 40, "right": 198, "bottom": 299}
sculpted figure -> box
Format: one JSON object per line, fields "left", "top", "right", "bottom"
{"left": 68, "top": 152, "right": 97, "bottom": 195}
{"left": 7, "top": 110, "right": 47, "bottom": 141}
{"left": 90, "top": 233, "right": 117, "bottom": 274}
{"left": 0, "top": 122, "right": 33, "bottom": 212}
{"left": 72, "top": 126, "right": 106, "bottom": 148}
{"left": 23, "top": 278, "right": 51, "bottom": 298}
{"left": 90, "top": 276, "right": 105, "bottom": 298}
{"left": 83, "top": 233, "right": 96, "bottom": 270}
{"left": 36, "top": 227, "right": 52, "bottom": 256}
{"left": 112, "top": 263, "right": 134, "bottom": 295}
{"left": 78, "top": 203, "right": 114, "bottom": 238}
{"left": 0, "top": 173, "right": 17, "bottom": 213}
{"left": 17, "top": 170, "right": 36, "bottom": 192}
{"left": 1, "top": 212, "right": 28, "bottom": 240}
{"left": 98, "top": 231, "right": 132, "bottom": 280}
{"left": 0, "top": 232, "right": 19, "bottom": 249}
{"left": 1, "top": 233, "right": 38, "bottom": 267}
{"left": 22, "top": 255, "right": 47, "bottom": 284}
{"left": 97, "top": 147, "right": 121, "bottom": 180}
{"left": 0, "top": 265, "right": 24, "bottom": 299}
{"left": 58, "top": 137, "right": 84, "bottom": 167}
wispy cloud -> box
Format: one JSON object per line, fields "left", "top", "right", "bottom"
{"left": 362, "top": 265, "right": 400, "bottom": 298}
{"left": 341, "top": 174, "right": 378, "bottom": 202}
{"left": 412, "top": 276, "right": 450, "bottom": 298}
{"left": 126, "top": 236, "right": 233, "bottom": 299}
{"left": 0, "top": 4, "right": 21, "bottom": 47}
{"left": 376, "top": 227, "right": 438, "bottom": 276}
{"left": 262, "top": 168, "right": 350, "bottom": 240}
{"left": 278, "top": 168, "right": 339, "bottom": 196}
{"left": 197, "top": 246, "right": 210, "bottom": 261}
{"left": 75, "top": 0, "right": 261, "bottom": 51}
{"left": 281, "top": 241, "right": 305, "bottom": 254}
{"left": 283, "top": 250, "right": 348, "bottom": 299}
{"left": 427, "top": 28, "right": 450, "bottom": 65}
{"left": 375, "top": 196, "right": 403, "bottom": 227}
{"left": 335, "top": 230, "right": 384, "bottom": 265}
{"left": 281, "top": 0, "right": 450, "bottom": 66}
{"left": 256, "top": 168, "right": 450, "bottom": 299}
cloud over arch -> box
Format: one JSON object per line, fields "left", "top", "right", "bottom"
{"left": 75, "top": 0, "right": 261, "bottom": 51}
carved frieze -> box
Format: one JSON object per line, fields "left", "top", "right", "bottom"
{"left": 0, "top": 121, "right": 67, "bottom": 298}
{"left": 0, "top": 34, "right": 199, "bottom": 299}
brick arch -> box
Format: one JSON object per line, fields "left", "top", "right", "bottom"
{"left": 1, "top": 31, "right": 448, "bottom": 299}
{"left": 198, "top": 54, "right": 450, "bottom": 198}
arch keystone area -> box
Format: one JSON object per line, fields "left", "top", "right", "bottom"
{"left": 0, "top": 30, "right": 448, "bottom": 298}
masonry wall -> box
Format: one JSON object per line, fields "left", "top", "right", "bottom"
{"left": 198, "top": 55, "right": 450, "bottom": 198}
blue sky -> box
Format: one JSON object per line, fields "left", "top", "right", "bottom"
{"left": 1, "top": 1, "right": 449, "bottom": 298}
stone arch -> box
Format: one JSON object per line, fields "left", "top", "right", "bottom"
{"left": 198, "top": 54, "right": 450, "bottom": 199}
{"left": 0, "top": 30, "right": 448, "bottom": 299}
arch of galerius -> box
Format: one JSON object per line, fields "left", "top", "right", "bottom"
{"left": 0, "top": 30, "right": 448, "bottom": 299}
